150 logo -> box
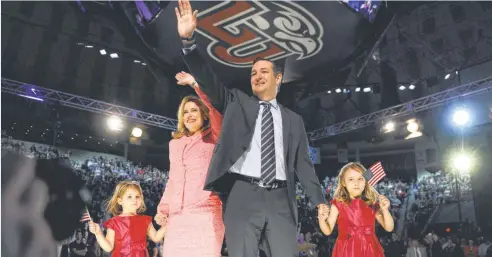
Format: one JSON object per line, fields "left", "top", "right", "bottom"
{"left": 196, "top": 1, "right": 324, "bottom": 68}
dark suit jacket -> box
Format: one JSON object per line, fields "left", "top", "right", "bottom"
{"left": 181, "top": 47, "right": 325, "bottom": 223}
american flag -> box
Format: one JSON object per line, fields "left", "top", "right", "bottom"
{"left": 80, "top": 208, "right": 92, "bottom": 223}
{"left": 364, "top": 162, "right": 386, "bottom": 186}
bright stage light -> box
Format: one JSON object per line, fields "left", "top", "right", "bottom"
{"left": 335, "top": 88, "right": 342, "bottom": 93}
{"left": 406, "top": 119, "right": 419, "bottom": 133}
{"left": 404, "top": 119, "right": 422, "bottom": 139}
{"left": 107, "top": 115, "right": 123, "bottom": 131}
{"left": 452, "top": 152, "right": 472, "bottom": 173}
{"left": 383, "top": 121, "right": 395, "bottom": 133}
{"left": 132, "top": 127, "right": 143, "bottom": 138}
{"left": 452, "top": 108, "right": 470, "bottom": 127}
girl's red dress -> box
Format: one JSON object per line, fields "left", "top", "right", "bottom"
{"left": 103, "top": 215, "right": 152, "bottom": 257}
{"left": 330, "top": 198, "right": 385, "bottom": 257}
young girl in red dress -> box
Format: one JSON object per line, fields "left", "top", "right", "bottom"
{"left": 88, "top": 181, "right": 167, "bottom": 257}
{"left": 318, "top": 162, "right": 394, "bottom": 257}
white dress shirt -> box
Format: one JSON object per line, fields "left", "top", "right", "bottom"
{"left": 230, "top": 99, "right": 286, "bottom": 180}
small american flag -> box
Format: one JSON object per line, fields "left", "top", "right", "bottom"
{"left": 364, "top": 162, "right": 386, "bottom": 186}
{"left": 80, "top": 208, "right": 92, "bottom": 223}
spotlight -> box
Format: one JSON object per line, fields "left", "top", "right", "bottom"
{"left": 100, "top": 49, "right": 107, "bottom": 55}
{"left": 132, "top": 127, "right": 143, "bottom": 138}
{"left": 382, "top": 121, "right": 395, "bottom": 133}
{"left": 445, "top": 73, "right": 451, "bottom": 80}
{"left": 409, "top": 84, "right": 415, "bottom": 90}
{"left": 134, "top": 60, "right": 141, "bottom": 63}
{"left": 107, "top": 115, "right": 123, "bottom": 131}
{"left": 452, "top": 108, "right": 470, "bottom": 127}
{"left": 110, "top": 53, "right": 119, "bottom": 58}
{"left": 335, "top": 88, "right": 342, "bottom": 93}
{"left": 85, "top": 45, "right": 94, "bottom": 48}
{"left": 452, "top": 152, "right": 472, "bottom": 173}
{"left": 363, "top": 87, "right": 371, "bottom": 92}
{"left": 405, "top": 119, "right": 422, "bottom": 139}
{"left": 399, "top": 85, "right": 406, "bottom": 90}
{"left": 406, "top": 119, "right": 419, "bottom": 133}
{"left": 355, "top": 87, "right": 361, "bottom": 92}
{"left": 327, "top": 90, "right": 331, "bottom": 94}
{"left": 343, "top": 89, "right": 350, "bottom": 94}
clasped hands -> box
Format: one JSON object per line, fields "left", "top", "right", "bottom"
{"left": 154, "top": 213, "right": 168, "bottom": 226}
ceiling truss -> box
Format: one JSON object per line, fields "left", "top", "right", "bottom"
{"left": 1, "top": 78, "right": 178, "bottom": 130}
{"left": 308, "top": 76, "right": 492, "bottom": 141}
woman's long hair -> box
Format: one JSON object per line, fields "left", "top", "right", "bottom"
{"left": 172, "top": 96, "right": 210, "bottom": 139}
{"left": 106, "top": 181, "right": 147, "bottom": 216}
{"left": 333, "top": 162, "right": 378, "bottom": 206}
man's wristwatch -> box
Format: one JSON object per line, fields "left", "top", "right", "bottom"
{"left": 190, "top": 81, "right": 197, "bottom": 88}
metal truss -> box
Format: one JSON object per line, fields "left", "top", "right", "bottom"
{"left": 1, "top": 78, "right": 178, "bottom": 130}
{"left": 308, "top": 76, "right": 492, "bottom": 141}
{"left": 3, "top": 76, "right": 491, "bottom": 139}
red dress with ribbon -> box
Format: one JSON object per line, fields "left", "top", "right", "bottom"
{"left": 103, "top": 215, "right": 152, "bottom": 257}
{"left": 330, "top": 199, "right": 385, "bottom": 257}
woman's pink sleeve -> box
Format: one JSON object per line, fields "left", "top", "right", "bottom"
{"left": 195, "top": 84, "right": 223, "bottom": 142}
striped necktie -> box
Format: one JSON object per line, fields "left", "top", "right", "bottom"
{"left": 260, "top": 102, "right": 276, "bottom": 184}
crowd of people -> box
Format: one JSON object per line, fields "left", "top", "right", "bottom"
{"left": 400, "top": 172, "right": 492, "bottom": 257}
{"left": 401, "top": 218, "right": 492, "bottom": 257}
{"left": 404, "top": 171, "right": 476, "bottom": 238}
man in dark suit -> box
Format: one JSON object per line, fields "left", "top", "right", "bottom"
{"left": 174, "top": 1, "right": 327, "bottom": 256}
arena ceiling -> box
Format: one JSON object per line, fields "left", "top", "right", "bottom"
{"left": 2, "top": 1, "right": 492, "bottom": 151}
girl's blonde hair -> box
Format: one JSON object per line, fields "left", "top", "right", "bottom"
{"left": 172, "top": 96, "right": 210, "bottom": 139}
{"left": 333, "top": 162, "right": 378, "bottom": 206}
{"left": 106, "top": 181, "right": 147, "bottom": 216}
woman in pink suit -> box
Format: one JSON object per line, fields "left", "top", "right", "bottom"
{"left": 154, "top": 72, "right": 224, "bottom": 257}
